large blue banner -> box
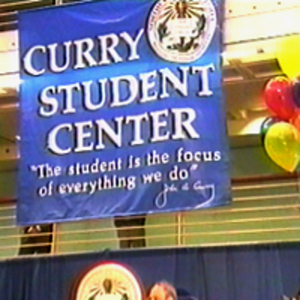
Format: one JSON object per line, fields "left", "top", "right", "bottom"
{"left": 17, "top": 0, "right": 230, "bottom": 225}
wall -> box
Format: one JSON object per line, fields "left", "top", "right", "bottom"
{"left": 1, "top": 140, "right": 299, "bottom": 258}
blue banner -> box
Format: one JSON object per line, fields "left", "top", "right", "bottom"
{"left": 17, "top": 0, "right": 230, "bottom": 225}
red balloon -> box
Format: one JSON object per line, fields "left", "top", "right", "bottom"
{"left": 290, "top": 110, "right": 300, "bottom": 131}
{"left": 263, "top": 76, "right": 295, "bottom": 120}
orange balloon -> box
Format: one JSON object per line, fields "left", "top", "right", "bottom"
{"left": 290, "top": 110, "right": 300, "bottom": 132}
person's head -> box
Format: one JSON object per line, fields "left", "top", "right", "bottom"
{"left": 147, "top": 281, "right": 177, "bottom": 300}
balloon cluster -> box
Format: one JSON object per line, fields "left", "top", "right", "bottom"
{"left": 261, "top": 35, "right": 300, "bottom": 173}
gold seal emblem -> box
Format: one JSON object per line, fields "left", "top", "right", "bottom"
{"left": 75, "top": 262, "right": 143, "bottom": 300}
{"left": 147, "top": 0, "right": 217, "bottom": 63}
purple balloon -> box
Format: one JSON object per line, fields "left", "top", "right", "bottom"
{"left": 292, "top": 77, "right": 300, "bottom": 108}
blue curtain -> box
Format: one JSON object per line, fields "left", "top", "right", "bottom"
{"left": 1, "top": 243, "right": 300, "bottom": 300}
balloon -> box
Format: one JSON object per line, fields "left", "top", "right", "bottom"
{"left": 277, "top": 35, "right": 300, "bottom": 80}
{"left": 290, "top": 110, "right": 300, "bottom": 132}
{"left": 264, "top": 122, "right": 300, "bottom": 172}
{"left": 292, "top": 77, "right": 300, "bottom": 107}
{"left": 260, "top": 116, "right": 282, "bottom": 144}
{"left": 263, "top": 76, "right": 295, "bottom": 120}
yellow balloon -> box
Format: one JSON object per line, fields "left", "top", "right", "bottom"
{"left": 277, "top": 35, "right": 300, "bottom": 80}
{"left": 265, "top": 122, "right": 300, "bottom": 172}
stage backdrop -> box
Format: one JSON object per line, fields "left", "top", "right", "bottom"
{"left": 1, "top": 244, "right": 300, "bottom": 300}
{"left": 17, "top": 0, "right": 230, "bottom": 225}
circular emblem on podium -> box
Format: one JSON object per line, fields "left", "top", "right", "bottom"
{"left": 147, "top": 0, "right": 217, "bottom": 63}
{"left": 75, "top": 262, "right": 143, "bottom": 300}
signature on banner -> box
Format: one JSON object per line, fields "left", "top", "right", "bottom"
{"left": 154, "top": 181, "right": 215, "bottom": 209}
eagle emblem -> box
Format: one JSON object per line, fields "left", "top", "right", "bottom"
{"left": 148, "top": 0, "right": 217, "bottom": 63}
